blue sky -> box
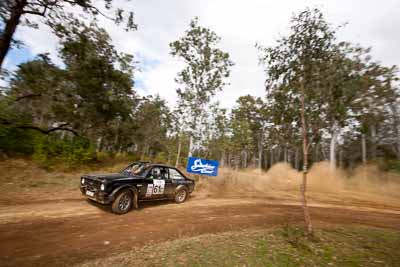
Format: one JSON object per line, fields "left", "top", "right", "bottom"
{"left": 4, "top": 47, "right": 34, "bottom": 71}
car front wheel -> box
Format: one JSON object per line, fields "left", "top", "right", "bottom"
{"left": 112, "top": 189, "right": 133, "bottom": 214}
{"left": 174, "top": 188, "right": 188, "bottom": 203}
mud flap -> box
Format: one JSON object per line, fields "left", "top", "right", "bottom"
{"left": 133, "top": 192, "right": 138, "bottom": 209}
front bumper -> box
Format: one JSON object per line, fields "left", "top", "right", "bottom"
{"left": 80, "top": 186, "right": 113, "bottom": 204}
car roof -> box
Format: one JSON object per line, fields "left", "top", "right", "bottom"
{"left": 130, "top": 162, "right": 177, "bottom": 169}
{"left": 148, "top": 163, "right": 177, "bottom": 169}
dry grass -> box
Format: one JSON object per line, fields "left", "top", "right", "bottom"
{"left": 0, "top": 158, "right": 131, "bottom": 193}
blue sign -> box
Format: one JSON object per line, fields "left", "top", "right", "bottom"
{"left": 186, "top": 157, "right": 219, "bottom": 176}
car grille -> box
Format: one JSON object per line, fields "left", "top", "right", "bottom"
{"left": 85, "top": 178, "right": 101, "bottom": 191}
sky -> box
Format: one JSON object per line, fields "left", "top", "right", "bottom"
{"left": 4, "top": 0, "right": 400, "bottom": 109}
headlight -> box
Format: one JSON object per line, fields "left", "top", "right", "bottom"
{"left": 81, "top": 178, "right": 85, "bottom": 185}
{"left": 100, "top": 184, "right": 105, "bottom": 191}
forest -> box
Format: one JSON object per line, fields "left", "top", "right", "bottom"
{"left": 1, "top": 1, "right": 399, "bottom": 172}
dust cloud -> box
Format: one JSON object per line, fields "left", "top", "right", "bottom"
{"left": 196, "top": 161, "right": 400, "bottom": 204}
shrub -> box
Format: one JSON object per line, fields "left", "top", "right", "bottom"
{"left": 33, "top": 134, "right": 96, "bottom": 167}
{"left": 0, "top": 126, "right": 37, "bottom": 155}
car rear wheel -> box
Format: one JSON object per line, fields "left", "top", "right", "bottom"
{"left": 112, "top": 189, "right": 133, "bottom": 214}
{"left": 174, "top": 188, "right": 188, "bottom": 203}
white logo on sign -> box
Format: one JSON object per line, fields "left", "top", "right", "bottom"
{"left": 190, "top": 159, "right": 216, "bottom": 174}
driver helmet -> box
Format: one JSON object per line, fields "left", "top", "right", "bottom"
{"left": 152, "top": 168, "right": 161, "bottom": 178}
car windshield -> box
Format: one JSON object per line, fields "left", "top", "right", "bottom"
{"left": 121, "top": 163, "right": 150, "bottom": 177}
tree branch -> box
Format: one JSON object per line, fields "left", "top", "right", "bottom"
{"left": 18, "top": 124, "right": 79, "bottom": 136}
{"left": 15, "top": 93, "right": 42, "bottom": 101}
{"left": 0, "top": 118, "right": 79, "bottom": 136}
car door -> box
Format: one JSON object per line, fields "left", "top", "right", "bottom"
{"left": 144, "top": 167, "right": 169, "bottom": 199}
{"left": 168, "top": 167, "right": 186, "bottom": 192}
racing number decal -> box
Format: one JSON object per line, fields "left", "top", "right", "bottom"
{"left": 145, "top": 179, "right": 165, "bottom": 197}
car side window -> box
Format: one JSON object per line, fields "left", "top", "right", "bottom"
{"left": 169, "top": 168, "right": 184, "bottom": 180}
{"left": 148, "top": 167, "right": 168, "bottom": 180}
{"left": 160, "top": 167, "right": 169, "bottom": 180}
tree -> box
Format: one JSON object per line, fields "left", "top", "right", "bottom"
{"left": 0, "top": 0, "right": 137, "bottom": 70}
{"left": 3, "top": 23, "right": 136, "bottom": 140}
{"left": 230, "top": 95, "right": 265, "bottom": 168}
{"left": 170, "top": 17, "right": 233, "bottom": 158}
{"left": 57, "top": 22, "right": 136, "bottom": 134}
{"left": 134, "top": 95, "right": 172, "bottom": 160}
{"left": 259, "top": 8, "right": 339, "bottom": 235}
{"left": 2, "top": 54, "right": 80, "bottom": 135}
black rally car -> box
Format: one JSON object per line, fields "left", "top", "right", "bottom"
{"left": 80, "top": 162, "right": 195, "bottom": 214}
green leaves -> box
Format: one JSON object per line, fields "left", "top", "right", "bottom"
{"left": 170, "top": 17, "right": 234, "bottom": 138}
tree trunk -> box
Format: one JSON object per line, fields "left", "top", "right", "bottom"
{"left": 188, "top": 135, "right": 194, "bottom": 158}
{"left": 258, "top": 131, "right": 263, "bottom": 170}
{"left": 264, "top": 150, "right": 268, "bottom": 169}
{"left": 283, "top": 147, "right": 288, "bottom": 163}
{"left": 277, "top": 146, "right": 281, "bottom": 162}
{"left": 235, "top": 153, "right": 240, "bottom": 169}
{"left": 397, "top": 130, "right": 400, "bottom": 160}
{"left": 220, "top": 150, "right": 225, "bottom": 168}
{"left": 361, "top": 133, "right": 367, "bottom": 164}
{"left": 370, "top": 124, "right": 377, "bottom": 160}
{"left": 270, "top": 149, "right": 274, "bottom": 167}
{"left": 0, "top": 0, "right": 27, "bottom": 70}
{"left": 96, "top": 136, "right": 103, "bottom": 152}
{"left": 391, "top": 103, "right": 400, "bottom": 160}
{"left": 175, "top": 139, "right": 182, "bottom": 167}
{"left": 141, "top": 143, "right": 148, "bottom": 160}
{"left": 330, "top": 121, "right": 338, "bottom": 172}
{"left": 339, "top": 147, "right": 344, "bottom": 168}
{"left": 314, "top": 143, "right": 320, "bottom": 162}
{"left": 295, "top": 148, "right": 299, "bottom": 171}
{"left": 321, "top": 144, "right": 327, "bottom": 160}
{"left": 300, "top": 83, "right": 313, "bottom": 236}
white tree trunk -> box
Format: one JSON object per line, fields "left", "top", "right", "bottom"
{"left": 330, "top": 121, "right": 339, "bottom": 171}
{"left": 370, "top": 125, "right": 377, "bottom": 160}
{"left": 220, "top": 150, "right": 225, "bottom": 167}
{"left": 258, "top": 131, "right": 263, "bottom": 170}
{"left": 188, "top": 135, "right": 193, "bottom": 158}
{"left": 175, "top": 139, "right": 182, "bottom": 167}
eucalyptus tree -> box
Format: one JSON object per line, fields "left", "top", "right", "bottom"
{"left": 0, "top": 0, "right": 137, "bottom": 70}
{"left": 230, "top": 95, "right": 265, "bottom": 168}
{"left": 258, "top": 8, "right": 339, "bottom": 235}
{"left": 57, "top": 22, "right": 136, "bottom": 137}
{"left": 201, "top": 102, "right": 229, "bottom": 163}
{"left": 319, "top": 43, "right": 366, "bottom": 170}
{"left": 265, "top": 84, "right": 303, "bottom": 167}
{"left": 170, "top": 17, "right": 233, "bottom": 158}
{"left": 354, "top": 65, "right": 400, "bottom": 161}
{"left": 3, "top": 54, "right": 80, "bottom": 135}
{"left": 3, "top": 22, "right": 137, "bottom": 140}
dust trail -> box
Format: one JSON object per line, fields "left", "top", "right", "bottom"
{"left": 196, "top": 161, "right": 400, "bottom": 205}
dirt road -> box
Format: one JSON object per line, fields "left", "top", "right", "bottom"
{"left": 1, "top": 189, "right": 400, "bottom": 267}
